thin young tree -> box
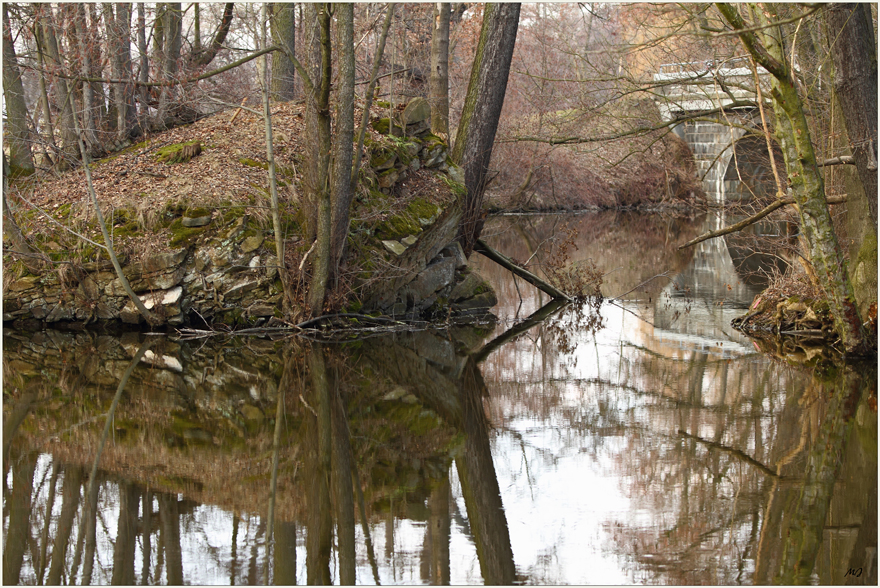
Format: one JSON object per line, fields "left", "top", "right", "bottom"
{"left": 429, "top": 3, "right": 451, "bottom": 137}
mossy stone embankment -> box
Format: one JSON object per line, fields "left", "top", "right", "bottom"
{"left": 3, "top": 96, "right": 497, "bottom": 328}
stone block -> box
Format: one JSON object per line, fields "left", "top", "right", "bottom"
{"left": 400, "top": 97, "right": 431, "bottom": 125}
{"left": 382, "top": 240, "right": 407, "bottom": 256}
{"left": 406, "top": 256, "right": 456, "bottom": 301}
{"left": 439, "top": 242, "right": 467, "bottom": 269}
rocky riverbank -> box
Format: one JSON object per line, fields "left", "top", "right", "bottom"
{"left": 3, "top": 98, "right": 497, "bottom": 329}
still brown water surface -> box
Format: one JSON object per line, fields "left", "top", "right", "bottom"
{"left": 3, "top": 212, "right": 876, "bottom": 585}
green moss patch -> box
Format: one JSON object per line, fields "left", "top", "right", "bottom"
{"left": 168, "top": 218, "right": 207, "bottom": 247}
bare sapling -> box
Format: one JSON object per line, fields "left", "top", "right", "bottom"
{"left": 259, "top": 4, "right": 293, "bottom": 317}
{"left": 70, "top": 102, "right": 159, "bottom": 325}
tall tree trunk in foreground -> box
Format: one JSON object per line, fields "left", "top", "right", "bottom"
{"left": 716, "top": 2, "right": 866, "bottom": 355}
{"left": 429, "top": 3, "right": 451, "bottom": 137}
{"left": 271, "top": 3, "right": 296, "bottom": 101}
{"left": 451, "top": 3, "right": 521, "bottom": 257}
{"left": 3, "top": 4, "right": 35, "bottom": 177}
{"left": 330, "top": 3, "right": 355, "bottom": 283}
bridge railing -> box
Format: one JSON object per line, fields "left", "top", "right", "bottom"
{"left": 657, "top": 56, "right": 752, "bottom": 74}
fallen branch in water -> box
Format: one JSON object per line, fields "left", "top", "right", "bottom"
{"left": 678, "top": 195, "right": 847, "bottom": 250}
{"left": 474, "top": 238, "right": 572, "bottom": 301}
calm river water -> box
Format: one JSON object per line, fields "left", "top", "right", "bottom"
{"left": 3, "top": 212, "right": 876, "bottom": 585}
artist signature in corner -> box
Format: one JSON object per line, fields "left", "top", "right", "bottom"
{"left": 844, "top": 568, "right": 863, "bottom": 578}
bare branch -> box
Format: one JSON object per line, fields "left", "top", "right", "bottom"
{"left": 678, "top": 195, "right": 847, "bottom": 250}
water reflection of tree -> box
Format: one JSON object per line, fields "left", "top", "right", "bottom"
{"left": 607, "top": 359, "right": 875, "bottom": 585}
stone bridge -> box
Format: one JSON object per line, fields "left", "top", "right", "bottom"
{"left": 653, "top": 58, "right": 775, "bottom": 206}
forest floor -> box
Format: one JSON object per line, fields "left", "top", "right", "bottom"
{"left": 5, "top": 99, "right": 454, "bottom": 271}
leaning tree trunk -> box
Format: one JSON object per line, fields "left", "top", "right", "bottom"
{"left": 429, "top": 3, "right": 451, "bottom": 137}
{"left": 450, "top": 3, "right": 521, "bottom": 257}
{"left": 271, "top": 2, "right": 296, "bottom": 101}
{"left": 2, "top": 4, "right": 35, "bottom": 177}
{"left": 717, "top": 2, "right": 866, "bottom": 355}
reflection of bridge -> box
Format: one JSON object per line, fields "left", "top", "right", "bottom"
{"left": 652, "top": 214, "right": 764, "bottom": 349}
{"left": 653, "top": 59, "right": 774, "bottom": 206}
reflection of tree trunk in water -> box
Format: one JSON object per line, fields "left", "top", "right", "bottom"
{"left": 306, "top": 346, "right": 332, "bottom": 585}
{"left": 112, "top": 481, "right": 141, "bottom": 585}
{"left": 455, "top": 359, "right": 516, "bottom": 585}
{"left": 845, "top": 479, "right": 877, "bottom": 586}
{"left": 266, "top": 384, "right": 286, "bottom": 585}
{"left": 769, "top": 368, "right": 866, "bottom": 584}
{"left": 2, "top": 393, "right": 34, "bottom": 484}
{"left": 230, "top": 514, "right": 239, "bottom": 584}
{"left": 159, "top": 494, "right": 184, "bottom": 585}
{"left": 274, "top": 521, "right": 298, "bottom": 585}
{"left": 840, "top": 374, "right": 878, "bottom": 587}
{"left": 273, "top": 349, "right": 298, "bottom": 585}
{"left": 330, "top": 369, "right": 357, "bottom": 585}
{"left": 422, "top": 475, "right": 452, "bottom": 585}
{"left": 3, "top": 451, "right": 36, "bottom": 585}
{"left": 47, "top": 465, "right": 83, "bottom": 584}
{"left": 142, "top": 491, "right": 152, "bottom": 585}
{"left": 80, "top": 484, "right": 99, "bottom": 584}
{"left": 36, "top": 461, "right": 59, "bottom": 584}
{"left": 247, "top": 517, "right": 266, "bottom": 585}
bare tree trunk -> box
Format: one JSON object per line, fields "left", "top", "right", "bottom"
{"left": 156, "top": 3, "right": 182, "bottom": 127}
{"left": 305, "top": 4, "right": 333, "bottom": 313}
{"left": 302, "top": 3, "right": 321, "bottom": 243}
{"left": 429, "top": 3, "right": 451, "bottom": 136}
{"left": 37, "top": 5, "right": 80, "bottom": 169}
{"left": 137, "top": 3, "right": 149, "bottom": 132}
{"left": 826, "top": 3, "right": 877, "bottom": 219}
{"left": 2, "top": 4, "right": 35, "bottom": 177}
{"left": 259, "top": 3, "right": 291, "bottom": 317}
{"left": 330, "top": 3, "right": 355, "bottom": 283}
{"left": 73, "top": 4, "right": 100, "bottom": 153}
{"left": 451, "top": 3, "right": 521, "bottom": 256}
{"left": 33, "top": 20, "right": 58, "bottom": 166}
{"left": 271, "top": 3, "right": 296, "bottom": 101}
{"left": 104, "top": 3, "right": 138, "bottom": 144}
{"left": 188, "top": 2, "right": 234, "bottom": 69}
